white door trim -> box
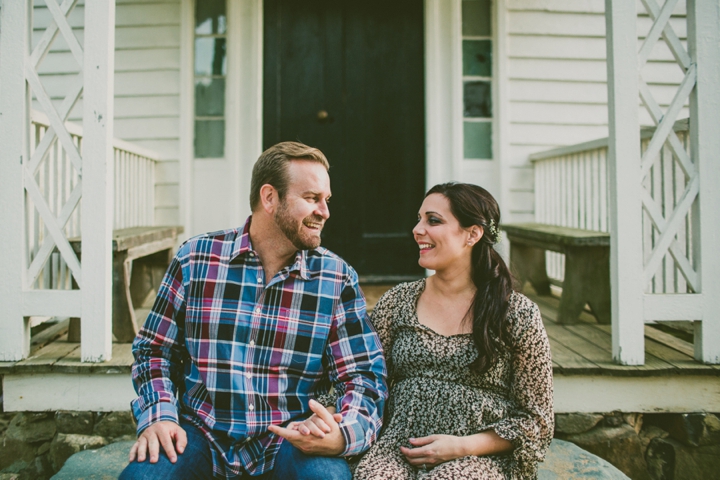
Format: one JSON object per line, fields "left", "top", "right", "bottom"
{"left": 181, "top": 0, "right": 263, "bottom": 237}
{"left": 424, "top": 0, "right": 462, "bottom": 189}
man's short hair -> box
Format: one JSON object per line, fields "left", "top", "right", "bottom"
{"left": 250, "top": 142, "right": 330, "bottom": 211}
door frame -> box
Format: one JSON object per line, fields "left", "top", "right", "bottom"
{"left": 180, "top": 0, "right": 264, "bottom": 236}
{"left": 179, "top": 0, "right": 508, "bottom": 235}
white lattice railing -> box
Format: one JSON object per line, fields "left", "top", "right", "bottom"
{"left": 531, "top": 119, "right": 691, "bottom": 295}
{"left": 27, "top": 110, "right": 158, "bottom": 292}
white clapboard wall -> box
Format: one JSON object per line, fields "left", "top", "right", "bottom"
{"left": 31, "top": 0, "right": 182, "bottom": 226}
{"left": 504, "top": 0, "right": 689, "bottom": 223}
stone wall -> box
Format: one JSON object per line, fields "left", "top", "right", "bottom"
{"left": 555, "top": 412, "right": 720, "bottom": 480}
{"left": 0, "top": 411, "right": 136, "bottom": 480}
{"left": 1, "top": 409, "right": 718, "bottom": 479}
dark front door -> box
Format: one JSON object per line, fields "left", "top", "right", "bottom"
{"left": 263, "top": 0, "right": 425, "bottom": 279}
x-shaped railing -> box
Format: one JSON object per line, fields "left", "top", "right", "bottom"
{"left": 638, "top": 0, "right": 699, "bottom": 291}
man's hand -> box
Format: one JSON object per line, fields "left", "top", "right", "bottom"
{"left": 288, "top": 405, "right": 339, "bottom": 438}
{"left": 400, "top": 435, "right": 464, "bottom": 469}
{"left": 128, "top": 420, "right": 187, "bottom": 464}
{"left": 268, "top": 399, "right": 346, "bottom": 456}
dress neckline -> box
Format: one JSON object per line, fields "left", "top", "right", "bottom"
{"left": 411, "top": 278, "right": 474, "bottom": 339}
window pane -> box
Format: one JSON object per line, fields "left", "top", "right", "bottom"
{"left": 464, "top": 121, "right": 492, "bottom": 159}
{"left": 196, "top": 0, "right": 227, "bottom": 35}
{"left": 195, "top": 120, "right": 225, "bottom": 158}
{"left": 462, "top": 0, "right": 491, "bottom": 36}
{"left": 195, "top": 78, "right": 226, "bottom": 116}
{"left": 462, "top": 40, "right": 492, "bottom": 77}
{"left": 195, "top": 37, "right": 227, "bottom": 76}
{"left": 464, "top": 81, "right": 492, "bottom": 118}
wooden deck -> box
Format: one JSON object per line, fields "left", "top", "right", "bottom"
{"left": 1, "top": 286, "right": 719, "bottom": 412}
{"left": 527, "top": 291, "right": 720, "bottom": 413}
{"left": 530, "top": 292, "right": 720, "bottom": 377}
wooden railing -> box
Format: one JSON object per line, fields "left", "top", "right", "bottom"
{"left": 27, "top": 111, "right": 158, "bottom": 292}
{"left": 531, "top": 119, "right": 691, "bottom": 295}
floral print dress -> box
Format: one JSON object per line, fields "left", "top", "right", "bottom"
{"left": 353, "top": 280, "right": 554, "bottom": 479}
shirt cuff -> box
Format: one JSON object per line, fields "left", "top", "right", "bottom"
{"left": 135, "top": 401, "right": 179, "bottom": 435}
{"left": 338, "top": 418, "right": 369, "bottom": 456}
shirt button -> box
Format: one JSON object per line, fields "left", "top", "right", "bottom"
{"left": 248, "top": 404, "right": 254, "bottom": 411}
{"left": 249, "top": 252, "right": 255, "bottom": 257}
{"left": 256, "top": 277, "right": 262, "bottom": 283}
{"left": 249, "top": 339, "right": 255, "bottom": 347}
{"left": 245, "top": 372, "right": 252, "bottom": 379}
{"left": 255, "top": 307, "right": 261, "bottom": 314}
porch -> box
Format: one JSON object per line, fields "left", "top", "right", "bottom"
{"left": 2, "top": 286, "right": 718, "bottom": 413}
{"left": 0, "top": 0, "right": 718, "bottom": 410}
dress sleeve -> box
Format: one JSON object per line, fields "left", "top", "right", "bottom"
{"left": 323, "top": 269, "right": 389, "bottom": 456}
{"left": 489, "top": 295, "right": 554, "bottom": 466}
{"left": 130, "top": 247, "right": 188, "bottom": 434}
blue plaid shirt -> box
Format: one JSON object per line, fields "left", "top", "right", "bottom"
{"left": 131, "top": 217, "right": 388, "bottom": 478}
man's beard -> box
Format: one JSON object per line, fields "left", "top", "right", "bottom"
{"left": 274, "top": 200, "right": 323, "bottom": 250}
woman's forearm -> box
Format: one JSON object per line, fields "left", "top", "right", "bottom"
{"left": 458, "top": 430, "right": 513, "bottom": 457}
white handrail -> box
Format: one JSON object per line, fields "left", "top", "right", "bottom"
{"left": 532, "top": 119, "right": 691, "bottom": 295}
{"left": 27, "top": 110, "right": 159, "bottom": 290}
{"left": 529, "top": 119, "right": 689, "bottom": 162}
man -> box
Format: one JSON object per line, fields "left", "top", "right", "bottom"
{"left": 121, "top": 142, "right": 388, "bottom": 479}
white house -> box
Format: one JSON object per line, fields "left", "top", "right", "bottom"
{"left": 0, "top": 0, "right": 718, "bottom": 412}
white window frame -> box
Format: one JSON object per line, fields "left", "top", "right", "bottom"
{"left": 180, "top": 0, "right": 263, "bottom": 235}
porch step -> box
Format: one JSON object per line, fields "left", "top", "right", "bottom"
{"left": 360, "top": 283, "right": 396, "bottom": 311}
{"left": 0, "top": 338, "right": 133, "bottom": 375}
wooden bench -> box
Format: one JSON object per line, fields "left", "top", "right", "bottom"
{"left": 69, "top": 226, "right": 183, "bottom": 342}
{"left": 503, "top": 223, "right": 610, "bottom": 325}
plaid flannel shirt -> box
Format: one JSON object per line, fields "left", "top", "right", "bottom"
{"left": 131, "top": 217, "right": 388, "bottom": 478}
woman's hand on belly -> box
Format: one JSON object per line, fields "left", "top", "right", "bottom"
{"left": 400, "top": 430, "right": 513, "bottom": 468}
{"left": 400, "top": 434, "right": 464, "bottom": 468}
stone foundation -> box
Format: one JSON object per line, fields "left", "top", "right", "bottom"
{"left": 0, "top": 411, "right": 136, "bottom": 480}
{"left": 555, "top": 412, "right": 720, "bottom": 480}
{"left": 1, "top": 409, "right": 718, "bottom": 479}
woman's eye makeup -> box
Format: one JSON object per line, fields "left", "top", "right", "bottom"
{"left": 417, "top": 214, "right": 442, "bottom": 225}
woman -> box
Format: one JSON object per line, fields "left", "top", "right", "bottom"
{"left": 353, "top": 183, "right": 554, "bottom": 479}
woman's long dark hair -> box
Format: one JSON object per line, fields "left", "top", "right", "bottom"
{"left": 426, "top": 182, "right": 514, "bottom": 375}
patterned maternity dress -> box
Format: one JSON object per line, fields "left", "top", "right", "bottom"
{"left": 352, "top": 279, "right": 554, "bottom": 479}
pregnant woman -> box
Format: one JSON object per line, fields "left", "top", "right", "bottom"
{"left": 352, "top": 182, "right": 554, "bottom": 479}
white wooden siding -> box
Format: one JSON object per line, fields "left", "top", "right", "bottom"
{"left": 504, "top": 0, "right": 689, "bottom": 222}
{"left": 20, "top": 0, "right": 693, "bottom": 230}
{"left": 31, "top": 0, "right": 182, "bottom": 226}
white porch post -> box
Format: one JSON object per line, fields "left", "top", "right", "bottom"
{"left": 604, "top": 0, "right": 645, "bottom": 365}
{"left": 688, "top": 0, "right": 720, "bottom": 364}
{"left": 0, "top": 0, "right": 32, "bottom": 361}
{"left": 424, "top": 0, "right": 462, "bottom": 188}
{"left": 81, "top": 0, "right": 116, "bottom": 362}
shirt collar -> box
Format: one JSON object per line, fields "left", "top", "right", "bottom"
{"left": 232, "top": 215, "right": 310, "bottom": 281}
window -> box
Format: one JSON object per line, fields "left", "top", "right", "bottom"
{"left": 461, "top": 0, "right": 492, "bottom": 160}
{"left": 194, "top": 0, "right": 227, "bottom": 158}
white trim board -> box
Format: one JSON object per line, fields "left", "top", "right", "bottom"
{"left": 553, "top": 374, "right": 720, "bottom": 413}
{"left": 3, "top": 373, "right": 135, "bottom": 412}
{"left": 7, "top": 371, "right": 718, "bottom": 413}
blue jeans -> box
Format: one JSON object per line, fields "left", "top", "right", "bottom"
{"left": 119, "top": 421, "right": 351, "bottom": 480}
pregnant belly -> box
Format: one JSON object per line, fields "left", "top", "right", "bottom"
{"left": 386, "top": 377, "right": 511, "bottom": 439}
